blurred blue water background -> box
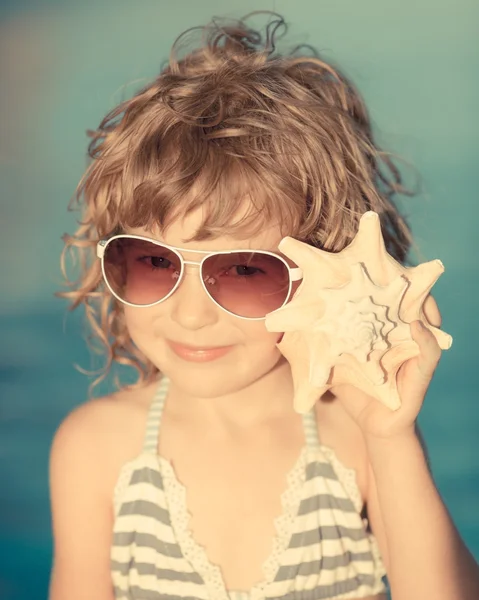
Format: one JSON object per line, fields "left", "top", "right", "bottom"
{"left": 0, "top": 1, "right": 478, "bottom": 599}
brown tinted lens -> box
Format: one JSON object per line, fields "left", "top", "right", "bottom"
{"left": 202, "top": 252, "right": 291, "bottom": 318}
{"left": 103, "top": 238, "right": 182, "bottom": 306}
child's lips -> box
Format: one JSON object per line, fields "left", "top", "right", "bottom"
{"left": 166, "top": 340, "right": 234, "bottom": 362}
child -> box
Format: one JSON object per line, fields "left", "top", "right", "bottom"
{"left": 49, "top": 12, "right": 479, "bottom": 600}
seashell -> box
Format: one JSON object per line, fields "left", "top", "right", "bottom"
{"left": 265, "top": 211, "right": 453, "bottom": 414}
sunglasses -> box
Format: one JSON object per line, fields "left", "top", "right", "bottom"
{"left": 96, "top": 234, "right": 303, "bottom": 320}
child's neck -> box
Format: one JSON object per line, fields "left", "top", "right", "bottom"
{"left": 165, "top": 358, "right": 296, "bottom": 429}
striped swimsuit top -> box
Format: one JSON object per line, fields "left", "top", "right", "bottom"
{"left": 111, "top": 377, "right": 388, "bottom": 600}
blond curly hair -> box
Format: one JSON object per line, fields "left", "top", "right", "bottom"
{"left": 59, "top": 12, "right": 416, "bottom": 392}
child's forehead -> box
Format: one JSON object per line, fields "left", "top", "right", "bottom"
{"left": 125, "top": 221, "right": 285, "bottom": 252}
{"left": 125, "top": 205, "right": 287, "bottom": 252}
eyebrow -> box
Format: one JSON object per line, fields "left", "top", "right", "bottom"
{"left": 115, "top": 232, "right": 281, "bottom": 254}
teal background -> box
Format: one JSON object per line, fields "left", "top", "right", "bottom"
{"left": 0, "top": 1, "right": 477, "bottom": 598}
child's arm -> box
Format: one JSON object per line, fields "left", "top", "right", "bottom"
{"left": 366, "top": 426, "right": 479, "bottom": 600}
{"left": 337, "top": 321, "right": 479, "bottom": 600}
{"left": 48, "top": 403, "right": 116, "bottom": 600}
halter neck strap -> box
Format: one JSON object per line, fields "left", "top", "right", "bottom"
{"left": 142, "top": 377, "right": 321, "bottom": 453}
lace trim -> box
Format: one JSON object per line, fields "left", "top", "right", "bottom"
{"left": 368, "top": 530, "right": 388, "bottom": 589}
{"left": 249, "top": 446, "right": 308, "bottom": 599}
{"left": 159, "top": 455, "right": 227, "bottom": 599}
{"left": 319, "top": 445, "right": 363, "bottom": 513}
{"left": 159, "top": 446, "right": 308, "bottom": 600}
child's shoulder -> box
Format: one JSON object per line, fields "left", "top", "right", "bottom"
{"left": 56, "top": 379, "right": 156, "bottom": 443}
{"left": 50, "top": 380, "right": 158, "bottom": 494}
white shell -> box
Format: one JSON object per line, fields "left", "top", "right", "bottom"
{"left": 265, "top": 211, "right": 453, "bottom": 414}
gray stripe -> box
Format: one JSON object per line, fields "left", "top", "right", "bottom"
{"left": 112, "top": 532, "right": 183, "bottom": 558}
{"left": 267, "top": 573, "right": 376, "bottom": 600}
{"left": 113, "top": 585, "right": 134, "bottom": 600}
{"left": 111, "top": 560, "right": 203, "bottom": 583}
{"left": 305, "top": 461, "right": 337, "bottom": 481}
{"left": 289, "top": 524, "right": 366, "bottom": 548}
{"left": 129, "top": 467, "right": 164, "bottom": 489}
{"left": 298, "top": 493, "right": 356, "bottom": 515}
{"left": 114, "top": 585, "right": 205, "bottom": 600}
{"left": 118, "top": 499, "right": 171, "bottom": 526}
{"left": 274, "top": 550, "right": 374, "bottom": 580}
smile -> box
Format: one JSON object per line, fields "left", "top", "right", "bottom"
{"left": 166, "top": 341, "right": 234, "bottom": 362}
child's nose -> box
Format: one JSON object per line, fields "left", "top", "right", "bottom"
{"left": 169, "top": 267, "right": 220, "bottom": 330}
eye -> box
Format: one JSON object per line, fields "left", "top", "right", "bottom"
{"left": 225, "top": 265, "right": 265, "bottom": 277}
{"left": 139, "top": 255, "right": 173, "bottom": 269}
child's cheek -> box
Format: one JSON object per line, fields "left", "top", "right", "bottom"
{"left": 121, "top": 305, "right": 157, "bottom": 340}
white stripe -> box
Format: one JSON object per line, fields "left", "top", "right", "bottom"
{"left": 228, "top": 593, "right": 250, "bottom": 600}
{"left": 303, "top": 473, "right": 357, "bottom": 502}
{"left": 295, "top": 504, "right": 364, "bottom": 530}
{"left": 113, "top": 457, "right": 164, "bottom": 515}
{"left": 278, "top": 536, "right": 373, "bottom": 565}
{"left": 115, "top": 479, "right": 168, "bottom": 506}
{"left": 113, "top": 514, "right": 177, "bottom": 545}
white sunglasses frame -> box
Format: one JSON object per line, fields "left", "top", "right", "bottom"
{"left": 96, "top": 234, "right": 303, "bottom": 321}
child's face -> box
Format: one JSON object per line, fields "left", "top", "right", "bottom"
{"left": 123, "top": 208, "right": 287, "bottom": 399}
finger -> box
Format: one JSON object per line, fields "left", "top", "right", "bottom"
{"left": 411, "top": 320, "right": 442, "bottom": 382}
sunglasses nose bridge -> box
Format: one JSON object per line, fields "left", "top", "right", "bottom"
{"left": 181, "top": 260, "right": 214, "bottom": 292}
{"left": 182, "top": 259, "right": 205, "bottom": 280}
{"left": 182, "top": 259, "right": 203, "bottom": 267}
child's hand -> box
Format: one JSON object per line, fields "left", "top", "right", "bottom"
{"left": 332, "top": 320, "right": 442, "bottom": 441}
